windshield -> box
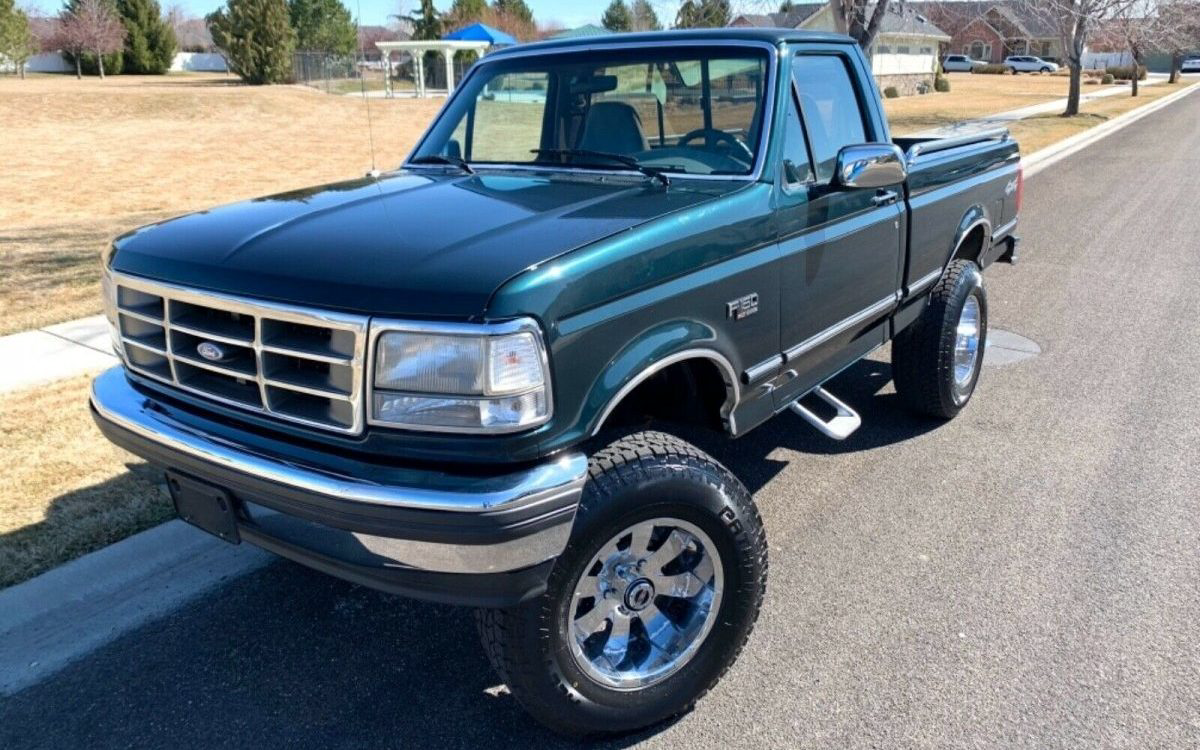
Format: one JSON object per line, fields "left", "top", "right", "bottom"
{"left": 411, "top": 46, "right": 771, "bottom": 177}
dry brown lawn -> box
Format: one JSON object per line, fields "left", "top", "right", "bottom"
{"left": 0, "top": 73, "right": 443, "bottom": 335}
{"left": 0, "top": 373, "right": 171, "bottom": 587}
{"left": 885, "top": 71, "right": 1112, "bottom": 135}
{"left": 1004, "top": 81, "right": 1187, "bottom": 155}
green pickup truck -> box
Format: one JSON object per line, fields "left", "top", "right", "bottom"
{"left": 92, "top": 29, "right": 1021, "bottom": 735}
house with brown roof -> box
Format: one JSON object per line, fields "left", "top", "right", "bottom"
{"left": 731, "top": 3, "right": 951, "bottom": 94}
{"left": 915, "top": 1, "right": 1066, "bottom": 64}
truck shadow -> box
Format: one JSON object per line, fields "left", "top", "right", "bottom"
{"left": 2, "top": 357, "right": 947, "bottom": 747}
{"left": 2, "top": 561, "right": 663, "bottom": 749}
{"left": 673, "top": 355, "right": 945, "bottom": 494}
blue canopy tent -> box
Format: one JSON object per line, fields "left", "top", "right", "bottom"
{"left": 443, "top": 22, "right": 518, "bottom": 47}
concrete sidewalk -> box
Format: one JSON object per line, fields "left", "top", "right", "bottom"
{"left": 0, "top": 315, "right": 115, "bottom": 393}
{"left": 917, "top": 73, "right": 1171, "bottom": 136}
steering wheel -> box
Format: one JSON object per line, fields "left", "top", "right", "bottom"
{"left": 678, "top": 128, "right": 755, "bottom": 164}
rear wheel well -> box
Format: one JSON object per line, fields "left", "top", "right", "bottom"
{"left": 952, "top": 224, "right": 988, "bottom": 265}
{"left": 599, "top": 358, "right": 731, "bottom": 435}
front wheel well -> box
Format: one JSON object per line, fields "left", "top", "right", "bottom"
{"left": 597, "top": 358, "right": 732, "bottom": 435}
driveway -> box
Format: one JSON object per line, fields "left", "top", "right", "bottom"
{"left": 3, "top": 93, "right": 1199, "bottom": 750}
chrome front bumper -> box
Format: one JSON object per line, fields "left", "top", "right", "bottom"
{"left": 90, "top": 367, "right": 588, "bottom": 601}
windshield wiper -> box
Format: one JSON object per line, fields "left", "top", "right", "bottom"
{"left": 531, "top": 148, "right": 669, "bottom": 187}
{"left": 409, "top": 154, "right": 475, "bottom": 174}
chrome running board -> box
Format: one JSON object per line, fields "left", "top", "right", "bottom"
{"left": 789, "top": 387, "right": 861, "bottom": 441}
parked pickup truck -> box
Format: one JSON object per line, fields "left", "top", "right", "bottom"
{"left": 91, "top": 29, "right": 1020, "bottom": 736}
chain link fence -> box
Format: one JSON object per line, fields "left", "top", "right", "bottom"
{"left": 292, "top": 51, "right": 477, "bottom": 97}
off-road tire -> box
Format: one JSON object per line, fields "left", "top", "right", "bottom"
{"left": 892, "top": 259, "right": 988, "bottom": 419}
{"left": 475, "top": 430, "right": 767, "bottom": 737}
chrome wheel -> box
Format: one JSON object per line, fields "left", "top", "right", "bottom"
{"left": 566, "top": 518, "right": 723, "bottom": 690}
{"left": 953, "top": 295, "right": 982, "bottom": 392}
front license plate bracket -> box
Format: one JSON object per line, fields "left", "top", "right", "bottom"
{"left": 167, "top": 471, "right": 241, "bottom": 544}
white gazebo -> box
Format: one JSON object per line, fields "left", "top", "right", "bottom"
{"left": 375, "top": 39, "right": 491, "bottom": 98}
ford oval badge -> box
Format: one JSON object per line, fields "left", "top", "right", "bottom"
{"left": 196, "top": 341, "right": 226, "bottom": 362}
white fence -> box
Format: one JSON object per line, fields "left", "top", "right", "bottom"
{"left": 169, "top": 52, "right": 229, "bottom": 72}
{"left": 1082, "top": 51, "right": 1134, "bottom": 70}
{"left": 6, "top": 51, "right": 227, "bottom": 74}
{"left": 7, "top": 52, "right": 73, "bottom": 73}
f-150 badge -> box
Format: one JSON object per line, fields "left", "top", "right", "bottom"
{"left": 727, "top": 293, "right": 759, "bottom": 321}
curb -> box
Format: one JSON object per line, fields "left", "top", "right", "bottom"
{"left": 1023, "top": 81, "right": 1200, "bottom": 177}
{"left": 0, "top": 519, "right": 270, "bottom": 696}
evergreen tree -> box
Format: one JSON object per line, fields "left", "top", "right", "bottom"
{"left": 408, "top": 0, "right": 441, "bottom": 39}
{"left": 492, "top": 0, "right": 531, "bottom": 25}
{"left": 674, "top": 0, "right": 730, "bottom": 29}
{"left": 116, "top": 0, "right": 176, "bottom": 74}
{"left": 207, "top": 0, "right": 295, "bottom": 84}
{"left": 601, "top": 0, "right": 631, "bottom": 32}
{"left": 447, "top": 0, "right": 485, "bottom": 24}
{"left": 288, "top": 0, "right": 355, "bottom": 55}
{"left": 630, "top": 0, "right": 661, "bottom": 31}
{"left": 62, "top": 0, "right": 123, "bottom": 75}
{"left": 0, "top": 0, "right": 38, "bottom": 78}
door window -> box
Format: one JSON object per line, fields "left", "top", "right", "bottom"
{"left": 791, "top": 55, "right": 868, "bottom": 183}
{"left": 781, "top": 87, "right": 814, "bottom": 187}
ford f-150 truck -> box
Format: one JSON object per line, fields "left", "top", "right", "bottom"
{"left": 91, "top": 29, "right": 1021, "bottom": 736}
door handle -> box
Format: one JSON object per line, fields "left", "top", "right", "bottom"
{"left": 872, "top": 190, "right": 899, "bottom": 207}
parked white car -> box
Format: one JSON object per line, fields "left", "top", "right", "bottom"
{"left": 1182, "top": 57, "right": 1200, "bottom": 73}
{"left": 1004, "top": 55, "right": 1059, "bottom": 73}
{"left": 942, "top": 54, "right": 986, "bottom": 72}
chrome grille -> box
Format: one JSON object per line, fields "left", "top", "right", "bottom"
{"left": 105, "top": 271, "right": 368, "bottom": 434}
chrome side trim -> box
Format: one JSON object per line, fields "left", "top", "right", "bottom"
{"left": 906, "top": 268, "right": 943, "bottom": 297}
{"left": 992, "top": 216, "right": 1018, "bottom": 240}
{"left": 365, "top": 316, "right": 554, "bottom": 434}
{"left": 591, "top": 349, "right": 741, "bottom": 437}
{"left": 783, "top": 295, "right": 898, "bottom": 361}
{"left": 743, "top": 354, "right": 784, "bottom": 384}
{"left": 90, "top": 367, "right": 588, "bottom": 514}
{"left": 405, "top": 39, "right": 779, "bottom": 184}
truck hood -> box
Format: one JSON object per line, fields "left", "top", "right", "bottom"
{"left": 110, "top": 170, "right": 740, "bottom": 319}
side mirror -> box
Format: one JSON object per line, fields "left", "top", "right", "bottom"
{"left": 834, "top": 143, "right": 907, "bottom": 189}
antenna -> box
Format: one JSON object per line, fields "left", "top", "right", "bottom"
{"left": 357, "top": 0, "right": 380, "bottom": 178}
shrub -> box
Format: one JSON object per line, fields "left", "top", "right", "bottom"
{"left": 975, "top": 63, "right": 1010, "bottom": 74}
{"left": 207, "top": 0, "right": 295, "bottom": 84}
{"left": 117, "top": 0, "right": 177, "bottom": 74}
{"left": 934, "top": 74, "right": 951, "bottom": 92}
{"left": 1084, "top": 79, "right": 1099, "bottom": 85}
{"left": 883, "top": 85, "right": 899, "bottom": 98}
{"left": 1101, "top": 73, "right": 1115, "bottom": 84}
{"left": 1105, "top": 64, "right": 1147, "bottom": 81}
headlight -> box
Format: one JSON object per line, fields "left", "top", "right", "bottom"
{"left": 370, "top": 320, "right": 551, "bottom": 433}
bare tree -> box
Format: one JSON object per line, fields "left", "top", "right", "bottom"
{"left": 59, "top": 0, "right": 124, "bottom": 78}
{"left": 1021, "top": 0, "right": 1133, "bottom": 115}
{"left": 1158, "top": 0, "right": 1200, "bottom": 82}
{"left": 1106, "top": 0, "right": 1168, "bottom": 95}
{"left": 827, "top": 0, "right": 892, "bottom": 50}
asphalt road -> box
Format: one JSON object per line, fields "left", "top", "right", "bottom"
{"left": 4, "top": 92, "right": 1199, "bottom": 750}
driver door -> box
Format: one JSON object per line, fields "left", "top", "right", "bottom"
{"left": 771, "top": 52, "right": 904, "bottom": 409}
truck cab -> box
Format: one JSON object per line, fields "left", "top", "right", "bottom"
{"left": 92, "top": 29, "right": 1020, "bottom": 736}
